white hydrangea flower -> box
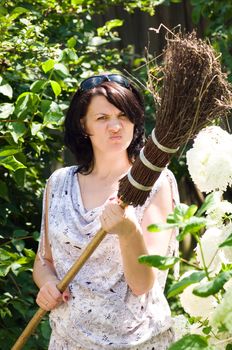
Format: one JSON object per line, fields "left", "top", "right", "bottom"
{"left": 172, "top": 315, "right": 190, "bottom": 340}
{"left": 211, "top": 287, "right": 232, "bottom": 333}
{"left": 210, "top": 335, "right": 232, "bottom": 350}
{"left": 206, "top": 198, "right": 232, "bottom": 227}
{"left": 195, "top": 227, "right": 230, "bottom": 274}
{"left": 179, "top": 272, "right": 217, "bottom": 318}
{"left": 186, "top": 126, "right": 232, "bottom": 193}
{"left": 221, "top": 223, "right": 232, "bottom": 263}
{"left": 179, "top": 280, "right": 217, "bottom": 318}
{"left": 224, "top": 278, "right": 232, "bottom": 292}
{"left": 189, "top": 322, "right": 203, "bottom": 335}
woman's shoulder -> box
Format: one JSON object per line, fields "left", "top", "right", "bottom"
{"left": 134, "top": 168, "right": 179, "bottom": 222}
{"left": 147, "top": 168, "right": 177, "bottom": 200}
{"left": 47, "top": 165, "right": 78, "bottom": 187}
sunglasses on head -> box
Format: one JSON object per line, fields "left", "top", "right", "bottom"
{"left": 79, "top": 74, "right": 131, "bottom": 92}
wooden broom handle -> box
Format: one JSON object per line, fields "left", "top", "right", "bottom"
{"left": 11, "top": 201, "right": 127, "bottom": 350}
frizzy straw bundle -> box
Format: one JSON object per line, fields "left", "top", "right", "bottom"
{"left": 118, "top": 31, "right": 232, "bottom": 206}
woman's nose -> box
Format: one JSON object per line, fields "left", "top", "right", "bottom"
{"left": 108, "top": 119, "right": 122, "bottom": 132}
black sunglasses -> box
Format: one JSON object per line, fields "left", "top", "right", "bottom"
{"left": 79, "top": 74, "right": 131, "bottom": 91}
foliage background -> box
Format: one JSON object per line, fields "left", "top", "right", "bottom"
{"left": 0, "top": 0, "right": 231, "bottom": 348}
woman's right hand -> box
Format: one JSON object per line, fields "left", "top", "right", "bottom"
{"left": 36, "top": 280, "right": 71, "bottom": 311}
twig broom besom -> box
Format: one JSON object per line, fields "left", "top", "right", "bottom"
{"left": 119, "top": 32, "right": 232, "bottom": 205}
{"left": 12, "top": 32, "right": 232, "bottom": 350}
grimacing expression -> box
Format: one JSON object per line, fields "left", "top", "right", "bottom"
{"left": 82, "top": 95, "right": 134, "bottom": 156}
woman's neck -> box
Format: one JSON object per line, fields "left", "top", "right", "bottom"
{"left": 78, "top": 152, "right": 131, "bottom": 210}
{"left": 91, "top": 152, "right": 131, "bottom": 181}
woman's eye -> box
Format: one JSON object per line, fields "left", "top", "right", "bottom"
{"left": 97, "top": 116, "right": 107, "bottom": 120}
{"left": 119, "top": 114, "right": 127, "bottom": 119}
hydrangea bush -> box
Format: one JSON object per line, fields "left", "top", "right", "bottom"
{"left": 139, "top": 126, "right": 232, "bottom": 350}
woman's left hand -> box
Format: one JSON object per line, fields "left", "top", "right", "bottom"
{"left": 100, "top": 200, "right": 139, "bottom": 237}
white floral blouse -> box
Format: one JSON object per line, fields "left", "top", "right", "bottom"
{"left": 38, "top": 166, "right": 179, "bottom": 350}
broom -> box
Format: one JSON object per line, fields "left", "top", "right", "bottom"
{"left": 119, "top": 31, "right": 232, "bottom": 205}
{"left": 12, "top": 32, "right": 232, "bottom": 350}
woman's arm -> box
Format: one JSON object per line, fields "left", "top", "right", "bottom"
{"left": 33, "top": 184, "right": 70, "bottom": 311}
{"left": 100, "top": 175, "right": 174, "bottom": 296}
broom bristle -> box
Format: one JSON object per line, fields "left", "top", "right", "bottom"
{"left": 118, "top": 32, "right": 232, "bottom": 206}
{"left": 156, "top": 31, "right": 232, "bottom": 147}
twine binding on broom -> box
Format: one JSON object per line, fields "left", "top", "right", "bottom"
{"left": 127, "top": 170, "right": 153, "bottom": 191}
{"left": 140, "top": 148, "right": 165, "bottom": 172}
{"left": 151, "top": 129, "right": 179, "bottom": 153}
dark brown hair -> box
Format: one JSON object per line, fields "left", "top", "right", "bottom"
{"left": 64, "top": 81, "right": 145, "bottom": 173}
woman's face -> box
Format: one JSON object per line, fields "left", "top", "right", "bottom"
{"left": 82, "top": 95, "right": 134, "bottom": 157}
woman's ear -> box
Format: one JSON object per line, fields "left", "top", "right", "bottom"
{"left": 80, "top": 117, "right": 86, "bottom": 132}
{"left": 80, "top": 117, "right": 90, "bottom": 137}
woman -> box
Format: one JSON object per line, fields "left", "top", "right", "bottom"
{"left": 33, "top": 73, "right": 179, "bottom": 349}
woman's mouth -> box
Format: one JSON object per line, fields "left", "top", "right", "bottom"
{"left": 109, "top": 135, "right": 122, "bottom": 140}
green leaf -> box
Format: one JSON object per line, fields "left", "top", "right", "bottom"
{"left": 15, "top": 257, "right": 30, "bottom": 265}
{"left": 202, "top": 326, "right": 212, "bottom": 335}
{"left": 13, "top": 229, "right": 28, "bottom": 238}
{"left": 15, "top": 92, "right": 39, "bottom": 119}
{"left": 168, "top": 334, "right": 212, "bottom": 350}
{"left": 106, "top": 19, "right": 124, "bottom": 31}
{"left": 30, "top": 80, "right": 47, "bottom": 93}
{"left": 219, "top": 233, "right": 232, "bottom": 247}
{"left": 184, "top": 205, "right": 198, "bottom": 219}
{"left": 23, "top": 248, "right": 35, "bottom": 259}
{"left": 67, "top": 37, "right": 77, "bottom": 48}
{"left": 62, "top": 48, "right": 78, "bottom": 61}
{"left": 42, "top": 59, "right": 55, "bottom": 73}
{"left": 9, "top": 6, "right": 29, "bottom": 21}
{"left": 167, "top": 271, "right": 206, "bottom": 298}
{"left": 0, "top": 156, "right": 26, "bottom": 172}
{"left": 148, "top": 223, "right": 178, "bottom": 232}
{"left": 0, "top": 249, "right": 18, "bottom": 260}
{"left": 0, "top": 265, "right": 11, "bottom": 277}
{"left": 192, "top": 271, "right": 232, "bottom": 297}
{"left": 173, "top": 203, "right": 189, "bottom": 222}
{"left": 8, "top": 122, "right": 27, "bottom": 143}
{"left": 88, "top": 36, "right": 108, "bottom": 46}
{"left": 11, "top": 300, "right": 28, "bottom": 318}
{"left": 10, "top": 262, "right": 22, "bottom": 275}
{"left": 0, "top": 179, "right": 9, "bottom": 201}
{"left": 12, "top": 239, "right": 25, "bottom": 252}
{"left": 32, "top": 231, "right": 40, "bottom": 241}
{"left": 41, "top": 320, "right": 51, "bottom": 339}
{"left": 177, "top": 217, "right": 207, "bottom": 241}
{"left": 98, "top": 19, "right": 124, "bottom": 36}
{"left": 138, "top": 255, "right": 179, "bottom": 270}
{"left": 167, "top": 213, "right": 176, "bottom": 223}
{"left": 50, "top": 80, "right": 61, "bottom": 97}
{"left": 54, "top": 63, "right": 69, "bottom": 77}
{"left": 0, "top": 84, "right": 13, "bottom": 99}
{"left": 12, "top": 168, "right": 26, "bottom": 187}
{"left": 30, "top": 122, "right": 43, "bottom": 136}
{"left": 43, "top": 101, "right": 64, "bottom": 126}
{"left": 11, "top": 7, "right": 29, "bottom": 15}
{"left": 0, "top": 103, "right": 14, "bottom": 119}
{"left": 196, "top": 193, "right": 216, "bottom": 217}
{"left": 0, "top": 146, "right": 21, "bottom": 157}
{"left": 0, "top": 6, "right": 8, "bottom": 15}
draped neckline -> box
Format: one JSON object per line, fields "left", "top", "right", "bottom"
{"left": 73, "top": 166, "right": 113, "bottom": 214}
